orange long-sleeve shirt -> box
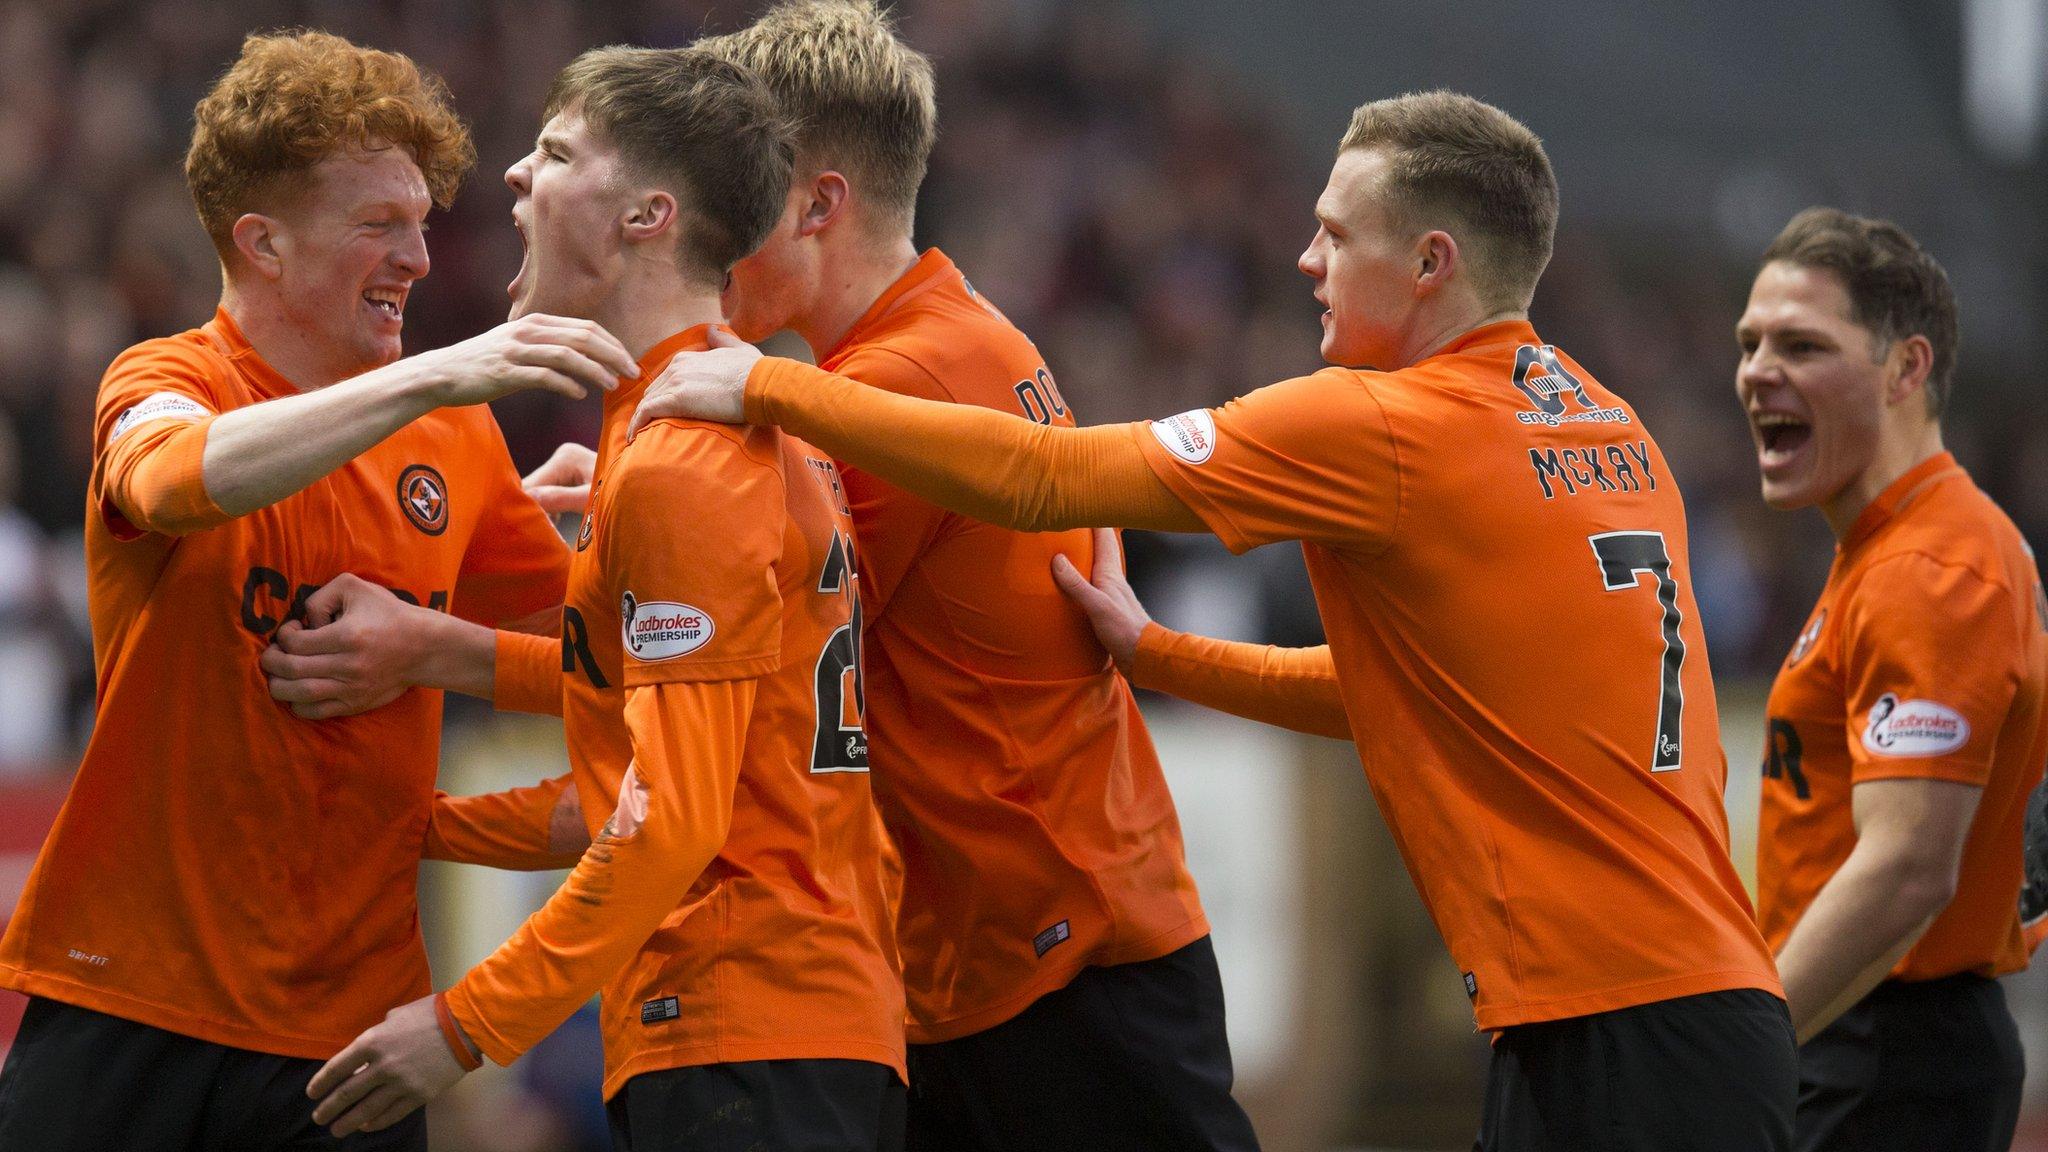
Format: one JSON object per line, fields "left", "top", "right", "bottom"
{"left": 742, "top": 322, "right": 1780, "bottom": 1030}
{"left": 447, "top": 327, "right": 902, "bottom": 1098}
{"left": 1131, "top": 626, "right": 1350, "bottom": 741}
{"left": 0, "top": 309, "right": 572, "bottom": 1058}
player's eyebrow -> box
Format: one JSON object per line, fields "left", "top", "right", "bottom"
{"left": 536, "top": 130, "right": 572, "bottom": 157}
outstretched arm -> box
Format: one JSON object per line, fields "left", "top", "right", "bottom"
{"left": 631, "top": 335, "right": 1203, "bottom": 535}
{"left": 424, "top": 773, "right": 588, "bottom": 871}
{"left": 1051, "top": 528, "right": 1349, "bottom": 740}
{"left": 307, "top": 677, "right": 749, "bottom": 1136}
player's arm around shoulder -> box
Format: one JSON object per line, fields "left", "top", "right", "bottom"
{"left": 202, "top": 314, "right": 635, "bottom": 521}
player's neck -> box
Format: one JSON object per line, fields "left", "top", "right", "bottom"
{"left": 589, "top": 260, "right": 727, "bottom": 369}
{"left": 794, "top": 230, "right": 921, "bottom": 358}
{"left": 1820, "top": 422, "right": 1948, "bottom": 539}
{"left": 1407, "top": 304, "right": 1528, "bottom": 368}
{"left": 218, "top": 283, "right": 357, "bottom": 391}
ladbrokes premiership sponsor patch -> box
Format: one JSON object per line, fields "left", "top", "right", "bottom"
{"left": 620, "top": 591, "right": 713, "bottom": 662}
{"left": 110, "top": 392, "right": 211, "bottom": 441}
{"left": 1862, "top": 693, "right": 1971, "bottom": 757}
{"left": 1150, "top": 410, "right": 1217, "bottom": 465}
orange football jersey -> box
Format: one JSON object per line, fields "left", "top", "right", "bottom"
{"left": 820, "top": 250, "right": 1206, "bottom": 1042}
{"left": 1132, "top": 321, "right": 1781, "bottom": 1028}
{"left": 446, "top": 327, "right": 903, "bottom": 1098}
{"left": 1757, "top": 452, "right": 2048, "bottom": 981}
{"left": 0, "top": 309, "right": 569, "bottom": 1058}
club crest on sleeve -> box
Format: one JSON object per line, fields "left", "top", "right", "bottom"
{"left": 576, "top": 512, "right": 595, "bottom": 552}
{"left": 620, "top": 591, "right": 713, "bottom": 661}
{"left": 1150, "top": 410, "right": 1216, "bottom": 465}
{"left": 110, "top": 392, "right": 211, "bottom": 441}
{"left": 1787, "top": 608, "right": 1827, "bottom": 666}
{"left": 396, "top": 464, "right": 449, "bottom": 536}
{"left": 1862, "top": 693, "right": 1970, "bottom": 757}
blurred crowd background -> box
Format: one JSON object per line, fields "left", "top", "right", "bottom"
{"left": 0, "top": 1, "right": 2043, "bottom": 1149}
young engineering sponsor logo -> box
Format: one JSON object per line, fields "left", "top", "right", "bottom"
{"left": 620, "top": 591, "right": 712, "bottom": 661}
{"left": 396, "top": 464, "right": 449, "bottom": 536}
{"left": 1862, "top": 693, "right": 1970, "bottom": 757}
{"left": 1511, "top": 344, "right": 1630, "bottom": 427}
{"left": 110, "top": 392, "right": 211, "bottom": 441}
{"left": 1150, "top": 410, "right": 1217, "bottom": 465}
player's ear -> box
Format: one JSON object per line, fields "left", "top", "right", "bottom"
{"left": 231, "top": 214, "right": 285, "bottom": 280}
{"left": 622, "top": 189, "right": 679, "bottom": 245}
{"left": 1885, "top": 333, "right": 1935, "bottom": 409}
{"left": 1414, "top": 229, "right": 1458, "bottom": 297}
{"left": 798, "top": 170, "right": 850, "bottom": 238}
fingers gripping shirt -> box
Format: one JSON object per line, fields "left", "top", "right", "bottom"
{"left": 0, "top": 309, "right": 571, "bottom": 1057}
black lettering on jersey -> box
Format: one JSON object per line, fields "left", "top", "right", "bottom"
{"left": 1014, "top": 367, "right": 1069, "bottom": 426}
{"left": 1625, "top": 441, "right": 1658, "bottom": 490}
{"left": 241, "top": 566, "right": 291, "bottom": 634}
{"left": 811, "top": 530, "right": 868, "bottom": 773}
{"left": 1762, "top": 718, "right": 1808, "bottom": 801}
{"left": 1529, "top": 448, "right": 1575, "bottom": 500}
{"left": 239, "top": 567, "right": 449, "bottom": 637}
{"left": 1605, "top": 445, "right": 1642, "bottom": 492}
{"left": 1576, "top": 448, "right": 1619, "bottom": 493}
{"left": 1560, "top": 448, "right": 1596, "bottom": 489}
{"left": 562, "top": 605, "right": 609, "bottom": 689}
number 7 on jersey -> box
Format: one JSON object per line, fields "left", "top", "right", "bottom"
{"left": 1588, "top": 530, "right": 1686, "bottom": 771}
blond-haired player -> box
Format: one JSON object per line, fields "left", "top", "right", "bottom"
{"left": 0, "top": 30, "right": 632, "bottom": 1152}
{"left": 642, "top": 89, "right": 1797, "bottom": 1151}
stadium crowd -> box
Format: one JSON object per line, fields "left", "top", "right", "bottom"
{"left": 2, "top": 0, "right": 2044, "bottom": 768}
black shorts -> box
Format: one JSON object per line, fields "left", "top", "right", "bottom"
{"left": 0, "top": 996, "right": 426, "bottom": 1152}
{"left": 607, "top": 1058, "right": 905, "bottom": 1152}
{"left": 1795, "top": 973, "right": 2024, "bottom": 1152}
{"left": 1476, "top": 987, "right": 1796, "bottom": 1152}
{"left": 904, "top": 935, "right": 1260, "bottom": 1152}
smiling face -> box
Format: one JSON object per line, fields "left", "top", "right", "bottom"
{"left": 265, "top": 144, "right": 430, "bottom": 377}
{"left": 1735, "top": 260, "right": 1897, "bottom": 513}
{"left": 503, "top": 107, "right": 631, "bottom": 321}
{"left": 1298, "top": 148, "right": 1430, "bottom": 370}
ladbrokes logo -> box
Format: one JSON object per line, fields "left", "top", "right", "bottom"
{"left": 1862, "top": 693, "right": 1970, "bottom": 757}
{"left": 397, "top": 464, "right": 449, "bottom": 536}
{"left": 620, "top": 591, "right": 713, "bottom": 662}
{"left": 1150, "top": 410, "right": 1217, "bottom": 465}
{"left": 1512, "top": 344, "right": 1630, "bottom": 427}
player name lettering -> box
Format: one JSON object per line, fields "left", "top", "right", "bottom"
{"left": 239, "top": 566, "right": 448, "bottom": 636}
{"left": 1527, "top": 441, "right": 1658, "bottom": 501}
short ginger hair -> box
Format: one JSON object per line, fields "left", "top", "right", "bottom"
{"left": 185, "top": 30, "right": 475, "bottom": 258}
{"left": 696, "top": 0, "right": 937, "bottom": 235}
{"left": 1340, "top": 91, "right": 1557, "bottom": 311}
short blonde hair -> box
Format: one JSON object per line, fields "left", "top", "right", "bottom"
{"left": 186, "top": 30, "right": 475, "bottom": 258}
{"left": 697, "top": 0, "right": 936, "bottom": 233}
{"left": 1340, "top": 91, "right": 1556, "bottom": 310}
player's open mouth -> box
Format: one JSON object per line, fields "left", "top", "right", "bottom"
{"left": 1754, "top": 412, "right": 1810, "bottom": 468}
{"left": 362, "top": 290, "right": 402, "bottom": 321}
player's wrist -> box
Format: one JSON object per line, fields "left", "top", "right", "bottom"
{"left": 432, "top": 991, "right": 484, "bottom": 1070}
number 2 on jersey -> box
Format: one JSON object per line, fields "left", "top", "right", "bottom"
{"left": 1588, "top": 531, "right": 1686, "bottom": 771}
{"left": 812, "top": 530, "right": 869, "bottom": 774}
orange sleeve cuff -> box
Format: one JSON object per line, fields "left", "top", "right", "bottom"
{"left": 97, "top": 416, "right": 229, "bottom": 539}
{"left": 494, "top": 630, "right": 564, "bottom": 716}
{"left": 745, "top": 357, "right": 1201, "bottom": 534}
{"left": 423, "top": 773, "right": 582, "bottom": 871}
{"left": 1131, "top": 623, "right": 1352, "bottom": 741}
{"left": 434, "top": 992, "right": 484, "bottom": 1071}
